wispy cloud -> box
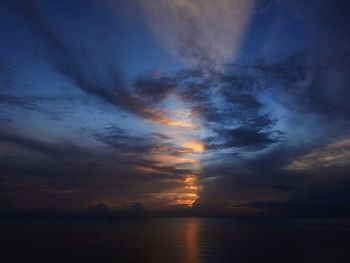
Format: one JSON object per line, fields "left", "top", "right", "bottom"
{"left": 139, "top": 0, "right": 255, "bottom": 67}
{"left": 286, "top": 139, "right": 350, "bottom": 170}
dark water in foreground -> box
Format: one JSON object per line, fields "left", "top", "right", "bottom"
{"left": 1, "top": 218, "right": 350, "bottom": 263}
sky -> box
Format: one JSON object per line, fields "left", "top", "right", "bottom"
{"left": 0, "top": 0, "right": 350, "bottom": 217}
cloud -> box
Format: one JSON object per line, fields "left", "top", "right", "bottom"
{"left": 181, "top": 140, "right": 205, "bottom": 153}
{"left": 93, "top": 125, "right": 197, "bottom": 157}
{"left": 11, "top": 0, "right": 193, "bottom": 127}
{"left": 0, "top": 93, "right": 66, "bottom": 119}
{"left": 0, "top": 125, "right": 200, "bottom": 210}
{"left": 0, "top": 130, "right": 87, "bottom": 157}
{"left": 206, "top": 127, "right": 282, "bottom": 151}
{"left": 0, "top": 93, "right": 43, "bottom": 111}
{"left": 139, "top": 0, "right": 255, "bottom": 67}
{"left": 286, "top": 139, "right": 350, "bottom": 170}
{"left": 11, "top": 1, "right": 120, "bottom": 101}
{"left": 241, "top": 184, "right": 350, "bottom": 217}
{"left": 131, "top": 66, "right": 283, "bottom": 151}
{"left": 92, "top": 125, "right": 199, "bottom": 177}
{"left": 1, "top": 0, "right": 208, "bottom": 207}
{"left": 93, "top": 125, "right": 150, "bottom": 154}
{"left": 17, "top": 1, "right": 337, "bottom": 140}
{"left": 4, "top": 0, "right": 350, "bottom": 215}
{"left": 273, "top": 184, "right": 295, "bottom": 191}
{"left": 242, "top": 199, "right": 285, "bottom": 210}
{"left": 0, "top": 63, "right": 61, "bottom": 119}
{"left": 94, "top": 126, "right": 199, "bottom": 168}
{"left": 0, "top": 62, "right": 15, "bottom": 91}
{"left": 269, "top": 51, "right": 350, "bottom": 120}
{"left": 90, "top": 124, "right": 201, "bottom": 206}
{"left": 133, "top": 75, "right": 177, "bottom": 104}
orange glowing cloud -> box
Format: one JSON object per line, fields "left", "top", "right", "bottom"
{"left": 156, "top": 192, "right": 198, "bottom": 207}
{"left": 286, "top": 139, "right": 350, "bottom": 170}
{"left": 136, "top": 101, "right": 201, "bottom": 207}
{"left": 151, "top": 154, "right": 197, "bottom": 164}
{"left": 142, "top": 108, "right": 196, "bottom": 129}
{"left": 186, "top": 186, "right": 199, "bottom": 190}
{"left": 164, "top": 119, "right": 197, "bottom": 129}
{"left": 153, "top": 174, "right": 200, "bottom": 207}
{"left": 182, "top": 175, "right": 197, "bottom": 183}
{"left": 136, "top": 165, "right": 158, "bottom": 174}
{"left": 174, "top": 193, "right": 198, "bottom": 206}
{"left": 182, "top": 141, "right": 205, "bottom": 153}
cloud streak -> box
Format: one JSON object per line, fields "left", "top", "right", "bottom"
{"left": 140, "top": 0, "right": 255, "bottom": 67}
{"left": 286, "top": 139, "right": 350, "bottom": 170}
{"left": 11, "top": 0, "right": 196, "bottom": 128}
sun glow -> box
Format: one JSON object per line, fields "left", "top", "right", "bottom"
{"left": 143, "top": 108, "right": 197, "bottom": 129}
{"left": 153, "top": 174, "right": 200, "bottom": 207}
{"left": 177, "top": 175, "right": 200, "bottom": 207}
{"left": 142, "top": 95, "right": 204, "bottom": 207}
{"left": 182, "top": 140, "right": 205, "bottom": 153}
{"left": 151, "top": 154, "right": 197, "bottom": 164}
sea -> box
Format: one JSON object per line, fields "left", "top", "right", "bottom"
{"left": 1, "top": 217, "right": 350, "bottom": 262}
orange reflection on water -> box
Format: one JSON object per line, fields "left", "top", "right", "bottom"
{"left": 184, "top": 218, "right": 200, "bottom": 263}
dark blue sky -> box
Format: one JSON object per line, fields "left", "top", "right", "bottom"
{"left": 1, "top": 0, "right": 350, "bottom": 216}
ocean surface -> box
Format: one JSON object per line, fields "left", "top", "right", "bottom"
{"left": 1, "top": 217, "right": 350, "bottom": 262}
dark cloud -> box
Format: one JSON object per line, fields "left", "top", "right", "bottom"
{"left": 93, "top": 125, "right": 190, "bottom": 157}
{"left": 133, "top": 75, "right": 176, "bottom": 104}
{"left": 206, "top": 127, "right": 282, "bottom": 151}
{"left": 195, "top": 137, "right": 350, "bottom": 216}
{"left": 9, "top": 1, "right": 309, "bottom": 150}
{"left": 0, "top": 93, "right": 40, "bottom": 111}
{"left": 1, "top": 0, "right": 350, "bottom": 216}
{"left": 12, "top": 0, "right": 120, "bottom": 103}
{"left": 10, "top": 0, "right": 172, "bottom": 124}
{"left": 92, "top": 126, "right": 200, "bottom": 172}
{"left": 0, "top": 62, "right": 15, "bottom": 91}
{"left": 0, "top": 117, "right": 12, "bottom": 123}
{"left": 0, "top": 129, "right": 192, "bottom": 211}
{"left": 0, "top": 93, "right": 63, "bottom": 119}
{"left": 273, "top": 184, "right": 295, "bottom": 192}
{"left": 262, "top": 51, "right": 350, "bottom": 119}
{"left": 93, "top": 126, "right": 150, "bottom": 154}
{"left": 131, "top": 67, "right": 282, "bottom": 151}
{"left": 255, "top": 0, "right": 350, "bottom": 120}
{"left": 151, "top": 132, "right": 171, "bottom": 140}
{"left": 266, "top": 50, "right": 310, "bottom": 90}
{"left": 242, "top": 200, "right": 285, "bottom": 210}
{"left": 0, "top": 63, "right": 61, "bottom": 119}
{"left": 0, "top": 130, "right": 87, "bottom": 157}
{"left": 242, "top": 184, "right": 350, "bottom": 217}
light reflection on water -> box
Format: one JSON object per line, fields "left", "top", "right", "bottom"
{"left": 184, "top": 219, "right": 199, "bottom": 263}
{"left": 1, "top": 218, "right": 350, "bottom": 263}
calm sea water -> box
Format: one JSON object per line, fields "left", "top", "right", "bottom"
{"left": 1, "top": 217, "right": 350, "bottom": 262}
